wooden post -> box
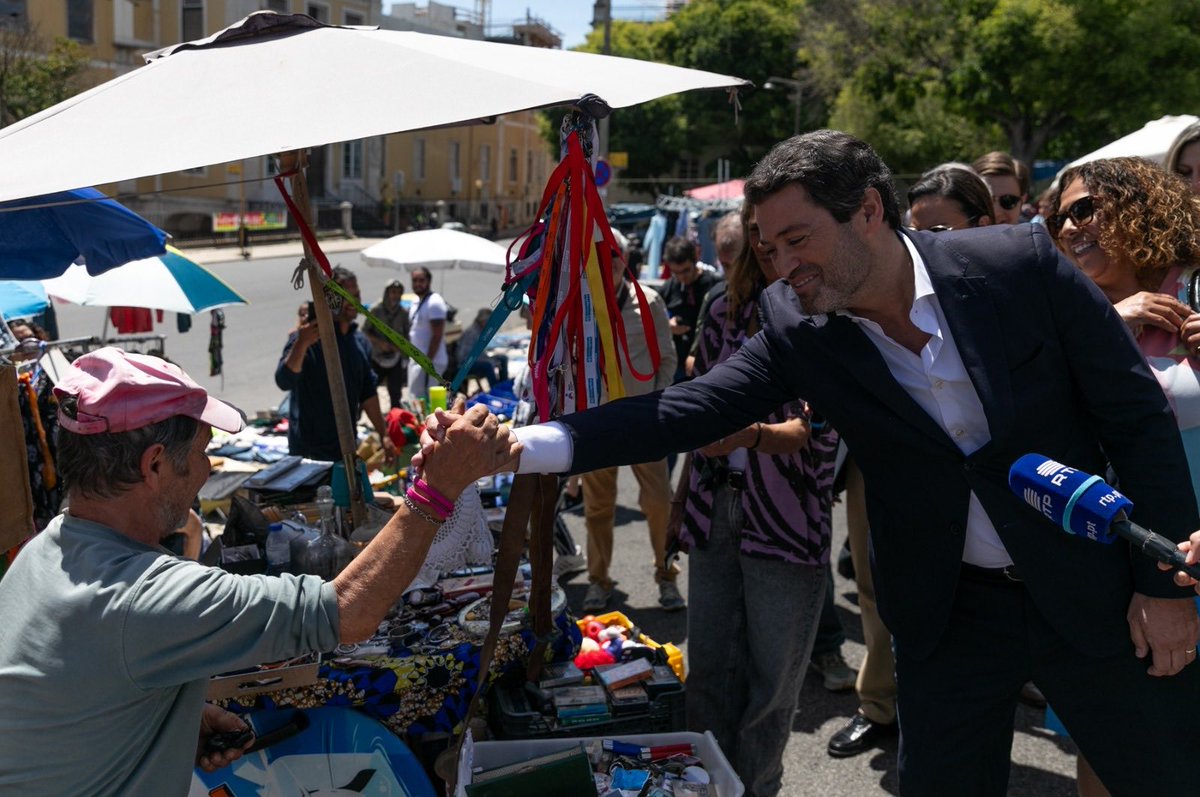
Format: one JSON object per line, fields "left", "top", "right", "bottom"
{"left": 280, "top": 150, "right": 369, "bottom": 528}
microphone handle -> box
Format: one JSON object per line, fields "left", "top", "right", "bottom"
{"left": 1111, "top": 519, "right": 1200, "bottom": 581}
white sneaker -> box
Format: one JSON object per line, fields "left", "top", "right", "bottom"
{"left": 552, "top": 553, "right": 587, "bottom": 581}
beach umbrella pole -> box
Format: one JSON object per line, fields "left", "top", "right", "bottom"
{"left": 281, "top": 150, "right": 369, "bottom": 528}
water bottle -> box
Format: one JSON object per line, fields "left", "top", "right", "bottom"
{"left": 264, "top": 522, "right": 291, "bottom": 576}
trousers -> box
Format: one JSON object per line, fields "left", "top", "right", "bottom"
{"left": 895, "top": 570, "right": 1200, "bottom": 796}
{"left": 686, "top": 485, "right": 825, "bottom": 797}
{"left": 582, "top": 459, "right": 676, "bottom": 586}
{"left": 846, "top": 459, "right": 897, "bottom": 724}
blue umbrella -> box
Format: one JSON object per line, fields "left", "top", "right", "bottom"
{"left": 0, "top": 280, "right": 49, "bottom": 318}
{"left": 0, "top": 187, "right": 168, "bottom": 279}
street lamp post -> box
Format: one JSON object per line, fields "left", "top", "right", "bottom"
{"left": 764, "top": 75, "right": 802, "bottom": 136}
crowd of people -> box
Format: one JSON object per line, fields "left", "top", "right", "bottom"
{"left": 7, "top": 122, "right": 1200, "bottom": 797}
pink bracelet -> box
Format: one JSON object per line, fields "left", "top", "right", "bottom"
{"left": 406, "top": 487, "right": 448, "bottom": 521}
{"left": 413, "top": 478, "right": 454, "bottom": 514}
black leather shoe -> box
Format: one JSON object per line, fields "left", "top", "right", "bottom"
{"left": 827, "top": 714, "right": 897, "bottom": 758}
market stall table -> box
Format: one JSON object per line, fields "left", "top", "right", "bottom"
{"left": 214, "top": 604, "right": 581, "bottom": 739}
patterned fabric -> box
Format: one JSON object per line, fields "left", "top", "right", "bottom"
{"left": 219, "top": 610, "right": 581, "bottom": 737}
{"left": 680, "top": 283, "right": 839, "bottom": 565}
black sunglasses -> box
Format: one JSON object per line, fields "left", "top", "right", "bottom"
{"left": 1047, "top": 195, "right": 1097, "bottom": 238}
{"left": 996, "top": 194, "right": 1022, "bottom": 211}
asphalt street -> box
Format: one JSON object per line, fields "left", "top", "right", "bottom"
{"left": 49, "top": 237, "right": 1082, "bottom": 795}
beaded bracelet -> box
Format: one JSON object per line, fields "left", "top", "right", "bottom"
{"left": 412, "top": 477, "right": 455, "bottom": 514}
{"left": 402, "top": 493, "right": 444, "bottom": 525}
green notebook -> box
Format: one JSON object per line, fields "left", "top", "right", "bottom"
{"left": 466, "top": 743, "right": 595, "bottom": 797}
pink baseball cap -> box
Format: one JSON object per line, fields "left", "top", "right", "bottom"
{"left": 54, "top": 347, "right": 245, "bottom": 435}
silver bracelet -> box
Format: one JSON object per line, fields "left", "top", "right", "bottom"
{"left": 402, "top": 493, "right": 444, "bottom": 525}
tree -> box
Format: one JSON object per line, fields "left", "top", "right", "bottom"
{"left": 801, "top": 0, "right": 1200, "bottom": 169}
{"left": 0, "top": 24, "right": 89, "bottom": 128}
{"left": 541, "top": 0, "right": 807, "bottom": 190}
{"left": 657, "top": 0, "right": 809, "bottom": 174}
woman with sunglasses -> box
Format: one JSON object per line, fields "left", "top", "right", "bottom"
{"left": 1050, "top": 157, "right": 1200, "bottom": 371}
{"left": 972, "top": 151, "right": 1029, "bottom": 225}
{"left": 1049, "top": 156, "right": 1200, "bottom": 796}
{"left": 906, "top": 163, "right": 994, "bottom": 232}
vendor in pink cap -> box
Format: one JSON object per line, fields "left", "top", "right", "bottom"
{"left": 0, "top": 347, "right": 520, "bottom": 795}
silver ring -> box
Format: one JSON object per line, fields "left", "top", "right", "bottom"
{"left": 1186, "top": 648, "right": 1196, "bottom": 655}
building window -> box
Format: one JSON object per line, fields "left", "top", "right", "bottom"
{"left": 479, "top": 144, "right": 491, "bottom": 182}
{"left": 305, "top": 2, "right": 328, "bottom": 23}
{"left": 413, "top": 138, "right": 426, "bottom": 181}
{"left": 344, "top": 11, "right": 363, "bottom": 26}
{"left": 449, "top": 141, "right": 461, "bottom": 180}
{"left": 508, "top": 148, "right": 518, "bottom": 182}
{"left": 0, "top": 2, "right": 26, "bottom": 29}
{"left": 68, "top": 0, "right": 93, "bottom": 41}
{"left": 265, "top": 0, "right": 288, "bottom": 11}
{"left": 342, "top": 140, "right": 363, "bottom": 180}
{"left": 181, "top": 0, "right": 203, "bottom": 42}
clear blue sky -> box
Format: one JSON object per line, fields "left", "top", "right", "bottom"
{"left": 485, "top": 1, "right": 596, "bottom": 48}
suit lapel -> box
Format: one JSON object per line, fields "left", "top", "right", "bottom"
{"left": 921, "top": 237, "right": 1015, "bottom": 443}
{"left": 819, "top": 313, "right": 960, "bottom": 449}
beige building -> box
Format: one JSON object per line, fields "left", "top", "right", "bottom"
{"left": 6, "top": 0, "right": 560, "bottom": 239}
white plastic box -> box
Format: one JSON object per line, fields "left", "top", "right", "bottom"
{"left": 456, "top": 730, "right": 744, "bottom": 797}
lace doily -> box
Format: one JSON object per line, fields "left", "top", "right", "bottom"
{"left": 407, "top": 486, "right": 493, "bottom": 590}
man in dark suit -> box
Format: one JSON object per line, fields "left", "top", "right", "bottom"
{"left": 492, "top": 131, "right": 1200, "bottom": 795}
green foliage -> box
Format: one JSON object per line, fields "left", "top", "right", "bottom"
{"left": 803, "top": 0, "right": 1200, "bottom": 168}
{"left": 0, "top": 29, "right": 89, "bottom": 128}
{"left": 658, "top": 0, "right": 809, "bottom": 173}
{"left": 539, "top": 0, "right": 807, "bottom": 187}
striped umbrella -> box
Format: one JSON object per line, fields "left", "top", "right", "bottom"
{"left": 41, "top": 245, "right": 247, "bottom": 314}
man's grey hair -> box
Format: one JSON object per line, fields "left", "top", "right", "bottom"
{"left": 56, "top": 395, "right": 199, "bottom": 499}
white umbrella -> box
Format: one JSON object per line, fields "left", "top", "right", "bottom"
{"left": 361, "top": 229, "right": 509, "bottom": 273}
{"left": 1061, "top": 115, "right": 1200, "bottom": 174}
{"left": 0, "top": 12, "right": 750, "bottom": 203}
{"left": 42, "top": 246, "right": 248, "bottom": 314}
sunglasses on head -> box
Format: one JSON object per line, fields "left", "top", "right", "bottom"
{"left": 1047, "top": 195, "right": 1097, "bottom": 238}
{"left": 996, "top": 194, "right": 1022, "bottom": 211}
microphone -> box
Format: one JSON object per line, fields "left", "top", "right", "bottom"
{"left": 1008, "top": 453, "right": 1200, "bottom": 581}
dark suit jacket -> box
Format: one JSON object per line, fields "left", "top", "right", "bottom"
{"left": 560, "top": 224, "right": 1199, "bottom": 659}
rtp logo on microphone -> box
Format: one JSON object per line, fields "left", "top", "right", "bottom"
{"left": 1035, "top": 459, "right": 1077, "bottom": 486}
{"left": 1022, "top": 486, "right": 1054, "bottom": 520}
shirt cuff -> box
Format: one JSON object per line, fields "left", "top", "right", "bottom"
{"left": 512, "top": 422, "right": 573, "bottom": 473}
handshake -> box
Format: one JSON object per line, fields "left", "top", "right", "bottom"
{"left": 410, "top": 398, "right": 522, "bottom": 495}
